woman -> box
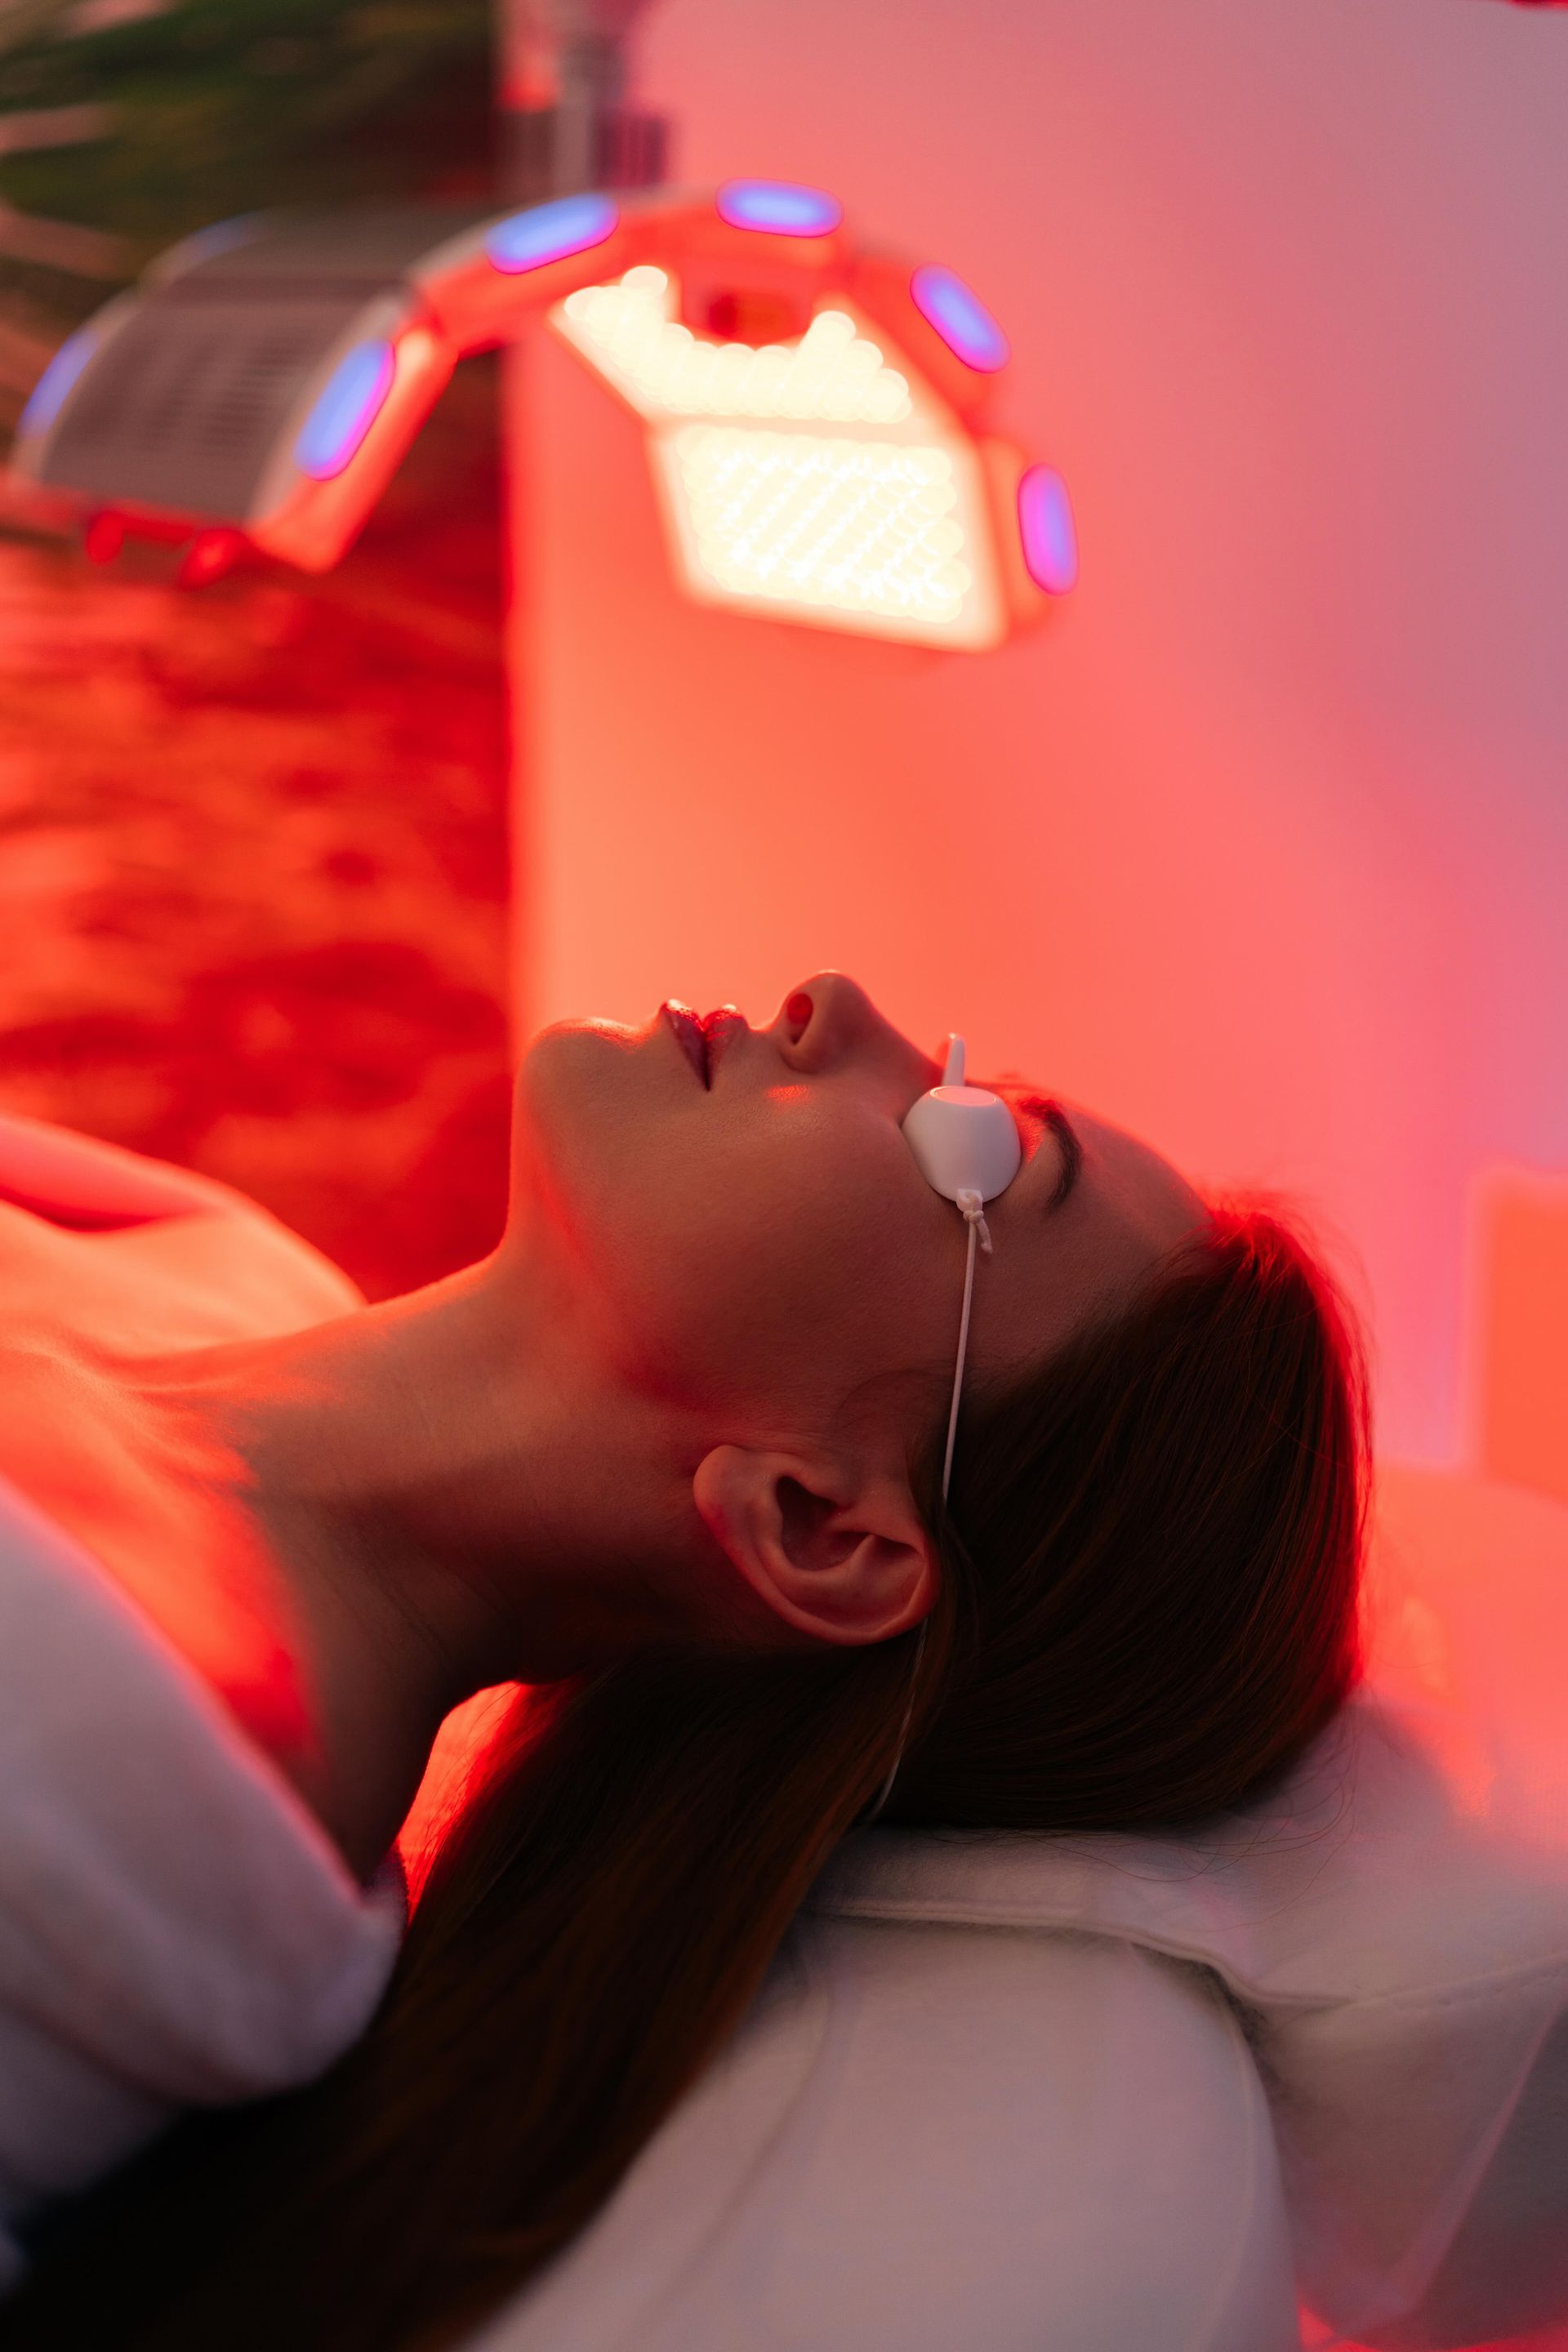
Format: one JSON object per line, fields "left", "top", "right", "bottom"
{"left": 0, "top": 973, "right": 1365, "bottom": 2350}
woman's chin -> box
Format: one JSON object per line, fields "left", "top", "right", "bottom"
{"left": 528, "top": 1013, "right": 644, "bottom": 1055}
{"left": 519, "top": 1016, "right": 647, "bottom": 1102}
{"left": 509, "top": 1016, "right": 666, "bottom": 1220}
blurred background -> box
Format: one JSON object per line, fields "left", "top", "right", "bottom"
{"left": 2, "top": 0, "right": 1566, "bottom": 1476}
{"left": 0, "top": 0, "right": 508, "bottom": 1299}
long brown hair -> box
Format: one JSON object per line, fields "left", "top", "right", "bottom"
{"left": 2, "top": 1205, "right": 1367, "bottom": 2351}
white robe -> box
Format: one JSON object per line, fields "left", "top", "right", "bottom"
{"left": 0, "top": 1468, "right": 402, "bottom": 2287}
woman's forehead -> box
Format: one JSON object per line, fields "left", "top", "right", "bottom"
{"left": 1059, "top": 1104, "right": 1208, "bottom": 1247}
{"left": 986, "top": 1100, "right": 1206, "bottom": 1358}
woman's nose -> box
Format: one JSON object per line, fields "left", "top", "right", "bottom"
{"left": 771, "top": 974, "right": 941, "bottom": 1095}
{"left": 771, "top": 973, "right": 880, "bottom": 1069}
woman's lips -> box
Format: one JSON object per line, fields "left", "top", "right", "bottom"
{"left": 700, "top": 1006, "right": 746, "bottom": 1079}
{"left": 660, "top": 1000, "right": 710, "bottom": 1087}
{"left": 658, "top": 1001, "right": 747, "bottom": 1089}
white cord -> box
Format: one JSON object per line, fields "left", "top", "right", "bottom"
{"left": 864, "top": 1185, "right": 990, "bottom": 1826}
{"left": 940, "top": 1187, "right": 990, "bottom": 1503}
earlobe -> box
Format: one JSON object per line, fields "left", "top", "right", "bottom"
{"left": 692, "top": 1444, "right": 933, "bottom": 1649}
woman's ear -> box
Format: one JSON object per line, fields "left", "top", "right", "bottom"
{"left": 692, "top": 1444, "right": 933, "bottom": 1647}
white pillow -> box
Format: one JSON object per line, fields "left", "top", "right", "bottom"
{"left": 473, "top": 1916, "right": 1301, "bottom": 2352}
{"left": 812, "top": 1466, "right": 1568, "bottom": 2350}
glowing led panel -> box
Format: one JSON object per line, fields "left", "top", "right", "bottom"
{"left": 484, "top": 192, "right": 617, "bottom": 275}
{"left": 910, "top": 264, "right": 1009, "bottom": 372}
{"left": 294, "top": 340, "right": 395, "bottom": 479}
{"left": 556, "top": 269, "right": 913, "bottom": 424}
{"left": 655, "top": 426, "right": 1002, "bottom": 648}
{"left": 555, "top": 265, "right": 1002, "bottom": 648}
{"left": 715, "top": 180, "right": 842, "bottom": 237}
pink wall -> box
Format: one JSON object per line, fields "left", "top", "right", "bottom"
{"left": 509, "top": 0, "right": 1568, "bottom": 1463}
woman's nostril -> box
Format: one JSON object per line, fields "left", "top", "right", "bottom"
{"left": 784, "top": 992, "right": 813, "bottom": 1045}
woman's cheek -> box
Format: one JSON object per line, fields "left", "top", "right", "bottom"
{"left": 582, "top": 1203, "right": 866, "bottom": 1415}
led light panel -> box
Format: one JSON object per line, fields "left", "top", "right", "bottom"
{"left": 557, "top": 268, "right": 912, "bottom": 425}
{"left": 660, "top": 425, "right": 993, "bottom": 638}
{"left": 553, "top": 265, "right": 1004, "bottom": 648}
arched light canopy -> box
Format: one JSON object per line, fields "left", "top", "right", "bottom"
{"left": 10, "top": 187, "right": 1071, "bottom": 649}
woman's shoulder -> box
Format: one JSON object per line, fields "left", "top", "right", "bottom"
{"left": 0, "top": 1111, "right": 267, "bottom": 1232}
{"left": 0, "top": 1111, "right": 363, "bottom": 1352}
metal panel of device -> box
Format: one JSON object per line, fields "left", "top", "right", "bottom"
{"left": 29, "top": 206, "right": 488, "bottom": 523}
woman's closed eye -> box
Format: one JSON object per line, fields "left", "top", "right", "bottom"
{"left": 991, "top": 1089, "right": 1084, "bottom": 1214}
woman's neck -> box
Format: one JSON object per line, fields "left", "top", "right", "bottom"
{"left": 73, "top": 1254, "right": 697, "bottom": 1879}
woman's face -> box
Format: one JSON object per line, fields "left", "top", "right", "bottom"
{"left": 510, "top": 974, "right": 1205, "bottom": 1448}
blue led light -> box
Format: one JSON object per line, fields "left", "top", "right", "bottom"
{"left": 483, "top": 193, "right": 618, "bottom": 274}
{"left": 1018, "top": 465, "right": 1078, "bottom": 595}
{"left": 715, "top": 180, "right": 843, "bottom": 237}
{"left": 18, "top": 327, "right": 96, "bottom": 439}
{"left": 160, "top": 215, "right": 265, "bottom": 278}
{"left": 294, "top": 341, "right": 396, "bottom": 480}
{"left": 910, "top": 264, "right": 1009, "bottom": 373}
